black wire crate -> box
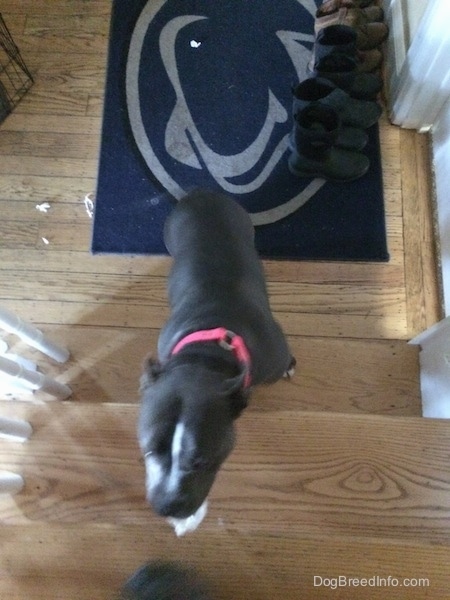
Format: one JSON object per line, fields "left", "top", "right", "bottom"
{"left": 0, "top": 13, "right": 34, "bottom": 124}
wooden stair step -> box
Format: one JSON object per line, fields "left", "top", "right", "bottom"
{"left": 2, "top": 324, "right": 421, "bottom": 415}
{"left": 1, "top": 523, "right": 448, "bottom": 599}
{"left": 1, "top": 402, "right": 449, "bottom": 545}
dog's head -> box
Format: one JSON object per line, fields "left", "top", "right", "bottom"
{"left": 138, "top": 355, "right": 249, "bottom": 519}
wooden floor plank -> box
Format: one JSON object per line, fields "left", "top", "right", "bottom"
{"left": 0, "top": 156, "right": 96, "bottom": 177}
{"left": 1, "top": 113, "right": 102, "bottom": 134}
{"left": 11, "top": 88, "right": 91, "bottom": 116}
{"left": 0, "top": 404, "right": 448, "bottom": 545}
{"left": 0, "top": 200, "right": 88, "bottom": 223}
{"left": 0, "top": 248, "right": 170, "bottom": 276}
{"left": 23, "top": 55, "right": 106, "bottom": 97}
{"left": 0, "top": 175, "right": 95, "bottom": 202}
{"left": 10, "top": 15, "right": 110, "bottom": 55}
{"left": 400, "top": 129, "right": 442, "bottom": 336}
{"left": 414, "top": 132, "right": 443, "bottom": 327}
{"left": 1, "top": 1, "right": 111, "bottom": 17}
{"left": 0, "top": 131, "right": 100, "bottom": 159}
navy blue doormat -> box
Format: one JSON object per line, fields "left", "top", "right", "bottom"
{"left": 92, "top": 0, "right": 389, "bottom": 262}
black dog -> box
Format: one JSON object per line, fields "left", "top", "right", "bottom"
{"left": 138, "top": 190, "right": 294, "bottom": 520}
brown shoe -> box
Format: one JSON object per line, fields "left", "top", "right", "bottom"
{"left": 319, "top": 0, "right": 384, "bottom": 22}
{"left": 355, "top": 48, "right": 382, "bottom": 72}
{"left": 315, "top": 7, "right": 389, "bottom": 50}
{"left": 343, "top": 0, "right": 375, "bottom": 7}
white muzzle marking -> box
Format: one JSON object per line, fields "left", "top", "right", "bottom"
{"left": 167, "top": 422, "right": 185, "bottom": 492}
{"left": 144, "top": 454, "right": 164, "bottom": 496}
{"left": 144, "top": 422, "right": 185, "bottom": 497}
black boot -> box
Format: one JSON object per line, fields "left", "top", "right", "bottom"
{"left": 314, "top": 53, "right": 382, "bottom": 100}
{"left": 311, "top": 25, "right": 383, "bottom": 100}
{"left": 309, "top": 23, "right": 382, "bottom": 73}
{"left": 288, "top": 103, "right": 370, "bottom": 181}
{"left": 292, "top": 77, "right": 381, "bottom": 130}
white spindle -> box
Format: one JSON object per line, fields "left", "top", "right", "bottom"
{"left": 0, "top": 355, "right": 72, "bottom": 400}
{"left": 0, "top": 307, "right": 70, "bottom": 363}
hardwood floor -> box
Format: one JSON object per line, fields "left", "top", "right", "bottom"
{"left": 0, "top": 2, "right": 447, "bottom": 599}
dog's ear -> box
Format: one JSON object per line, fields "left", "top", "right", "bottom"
{"left": 221, "top": 371, "right": 247, "bottom": 395}
{"left": 140, "top": 356, "right": 164, "bottom": 391}
{"left": 221, "top": 372, "right": 251, "bottom": 419}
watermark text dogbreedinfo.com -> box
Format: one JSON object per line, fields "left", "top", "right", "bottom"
{"left": 314, "top": 575, "right": 430, "bottom": 590}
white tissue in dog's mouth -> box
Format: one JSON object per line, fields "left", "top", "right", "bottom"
{"left": 167, "top": 501, "right": 208, "bottom": 537}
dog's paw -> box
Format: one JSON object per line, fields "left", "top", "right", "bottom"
{"left": 283, "top": 356, "right": 296, "bottom": 379}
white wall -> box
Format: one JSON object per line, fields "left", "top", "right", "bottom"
{"left": 404, "top": 0, "right": 428, "bottom": 45}
{"left": 383, "top": 0, "right": 427, "bottom": 88}
{"left": 385, "top": 0, "right": 450, "bottom": 130}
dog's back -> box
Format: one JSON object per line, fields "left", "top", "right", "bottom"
{"left": 163, "top": 189, "right": 263, "bottom": 293}
{"left": 159, "top": 189, "right": 292, "bottom": 384}
{"left": 164, "top": 189, "right": 255, "bottom": 253}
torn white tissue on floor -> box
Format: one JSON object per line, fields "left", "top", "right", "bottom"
{"left": 41, "top": 237, "right": 50, "bottom": 245}
{"left": 36, "top": 202, "right": 51, "bottom": 213}
{"left": 190, "top": 40, "right": 201, "bottom": 48}
{"left": 84, "top": 193, "right": 95, "bottom": 218}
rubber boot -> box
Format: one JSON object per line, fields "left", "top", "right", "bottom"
{"left": 308, "top": 23, "right": 382, "bottom": 74}
{"left": 292, "top": 77, "right": 381, "bottom": 130}
{"left": 288, "top": 103, "right": 370, "bottom": 181}
{"left": 313, "top": 52, "right": 383, "bottom": 100}
{"left": 289, "top": 116, "right": 367, "bottom": 152}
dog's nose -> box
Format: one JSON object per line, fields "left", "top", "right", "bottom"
{"left": 160, "top": 503, "right": 192, "bottom": 519}
{"left": 154, "top": 502, "right": 178, "bottom": 518}
{"left": 151, "top": 495, "right": 200, "bottom": 519}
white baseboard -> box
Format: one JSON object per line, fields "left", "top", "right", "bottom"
{"left": 383, "top": 0, "right": 407, "bottom": 115}
{"left": 410, "top": 318, "right": 450, "bottom": 418}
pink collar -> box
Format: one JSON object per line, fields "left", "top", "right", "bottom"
{"left": 171, "top": 327, "right": 252, "bottom": 388}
